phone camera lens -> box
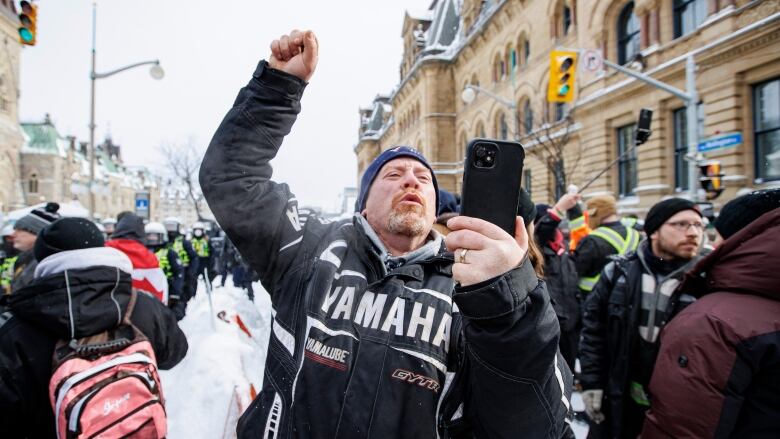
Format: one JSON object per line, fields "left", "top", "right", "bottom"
{"left": 476, "top": 160, "right": 484, "bottom": 167}
{"left": 475, "top": 146, "right": 486, "bottom": 158}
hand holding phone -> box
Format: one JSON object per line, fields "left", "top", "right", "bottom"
{"left": 445, "top": 215, "right": 528, "bottom": 286}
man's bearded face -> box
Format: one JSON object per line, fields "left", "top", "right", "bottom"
{"left": 363, "top": 157, "right": 437, "bottom": 239}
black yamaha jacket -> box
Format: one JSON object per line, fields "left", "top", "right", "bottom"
{"left": 200, "top": 60, "right": 572, "bottom": 438}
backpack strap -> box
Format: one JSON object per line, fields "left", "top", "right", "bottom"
{"left": 123, "top": 289, "right": 139, "bottom": 326}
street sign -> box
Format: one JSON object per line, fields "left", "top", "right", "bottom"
{"left": 697, "top": 132, "right": 742, "bottom": 153}
{"left": 135, "top": 191, "right": 150, "bottom": 220}
{"left": 582, "top": 49, "right": 603, "bottom": 73}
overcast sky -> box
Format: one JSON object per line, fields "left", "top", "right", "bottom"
{"left": 19, "top": 0, "right": 429, "bottom": 211}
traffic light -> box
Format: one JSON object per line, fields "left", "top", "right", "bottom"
{"left": 547, "top": 50, "right": 578, "bottom": 103}
{"left": 699, "top": 160, "right": 724, "bottom": 200}
{"left": 18, "top": 1, "right": 37, "bottom": 46}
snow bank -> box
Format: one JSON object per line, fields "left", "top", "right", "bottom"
{"left": 160, "top": 278, "right": 272, "bottom": 439}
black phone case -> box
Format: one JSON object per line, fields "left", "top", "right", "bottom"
{"left": 460, "top": 138, "right": 526, "bottom": 236}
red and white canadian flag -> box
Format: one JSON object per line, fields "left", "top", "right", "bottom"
{"left": 105, "top": 239, "right": 169, "bottom": 304}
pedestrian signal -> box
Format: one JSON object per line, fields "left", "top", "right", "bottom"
{"left": 699, "top": 160, "right": 724, "bottom": 200}
{"left": 18, "top": 1, "right": 37, "bottom": 46}
{"left": 548, "top": 50, "right": 577, "bottom": 103}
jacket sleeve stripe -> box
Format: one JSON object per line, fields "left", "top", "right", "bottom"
{"left": 405, "top": 286, "right": 452, "bottom": 306}
{"left": 554, "top": 354, "right": 571, "bottom": 411}
{"left": 334, "top": 270, "right": 366, "bottom": 280}
{"left": 308, "top": 316, "right": 359, "bottom": 341}
{"left": 279, "top": 236, "right": 303, "bottom": 253}
{"left": 272, "top": 318, "right": 296, "bottom": 356}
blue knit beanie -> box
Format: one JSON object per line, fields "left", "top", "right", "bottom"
{"left": 356, "top": 146, "right": 439, "bottom": 213}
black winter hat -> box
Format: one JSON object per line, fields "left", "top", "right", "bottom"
{"left": 34, "top": 217, "right": 105, "bottom": 262}
{"left": 714, "top": 188, "right": 780, "bottom": 240}
{"left": 438, "top": 189, "right": 460, "bottom": 216}
{"left": 356, "top": 146, "right": 439, "bottom": 213}
{"left": 517, "top": 188, "right": 537, "bottom": 227}
{"left": 644, "top": 198, "right": 701, "bottom": 236}
{"left": 111, "top": 212, "right": 146, "bottom": 242}
{"left": 14, "top": 202, "right": 61, "bottom": 236}
{"left": 534, "top": 203, "right": 551, "bottom": 224}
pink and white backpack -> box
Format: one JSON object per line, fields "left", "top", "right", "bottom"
{"left": 48, "top": 290, "right": 167, "bottom": 438}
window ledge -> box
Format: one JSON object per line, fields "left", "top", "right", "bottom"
{"left": 754, "top": 179, "right": 780, "bottom": 188}
{"left": 582, "top": 190, "right": 613, "bottom": 199}
{"left": 633, "top": 184, "right": 670, "bottom": 193}
{"left": 617, "top": 195, "right": 640, "bottom": 206}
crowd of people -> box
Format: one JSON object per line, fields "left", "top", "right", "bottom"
{"left": 0, "top": 28, "right": 778, "bottom": 438}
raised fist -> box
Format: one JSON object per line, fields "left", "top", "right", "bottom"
{"left": 269, "top": 30, "right": 319, "bottom": 82}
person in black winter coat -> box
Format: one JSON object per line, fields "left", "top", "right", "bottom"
{"left": 200, "top": 30, "right": 571, "bottom": 439}
{"left": 0, "top": 218, "right": 188, "bottom": 438}
{"left": 534, "top": 197, "right": 583, "bottom": 372}
{"left": 579, "top": 199, "right": 706, "bottom": 439}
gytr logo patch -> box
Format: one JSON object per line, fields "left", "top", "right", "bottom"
{"left": 305, "top": 337, "right": 350, "bottom": 371}
{"left": 391, "top": 369, "right": 440, "bottom": 393}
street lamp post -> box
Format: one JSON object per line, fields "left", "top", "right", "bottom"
{"left": 88, "top": 3, "right": 164, "bottom": 219}
{"left": 461, "top": 84, "right": 520, "bottom": 141}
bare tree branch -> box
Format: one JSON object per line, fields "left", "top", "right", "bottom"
{"left": 520, "top": 104, "right": 582, "bottom": 200}
{"left": 161, "top": 140, "right": 204, "bottom": 221}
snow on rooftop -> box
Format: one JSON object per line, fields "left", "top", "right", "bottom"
{"left": 406, "top": 9, "right": 433, "bottom": 21}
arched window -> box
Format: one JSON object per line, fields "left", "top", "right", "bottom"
{"left": 493, "top": 54, "right": 502, "bottom": 83}
{"left": 470, "top": 73, "right": 480, "bottom": 87}
{"left": 29, "top": 173, "right": 38, "bottom": 193}
{"left": 673, "top": 0, "right": 708, "bottom": 38}
{"left": 458, "top": 130, "right": 468, "bottom": 160}
{"left": 523, "top": 100, "right": 534, "bottom": 133}
{"left": 509, "top": 47, "right": 517, "bottom": 72}
{"left": 562, "top": 5, "right": 572, "bottom": 36}
{"left": 475, "top": 122, "right": 486, "bottom": 139}
{"left": 523, "top": 38, "right": 531, "bottom": 66}
{"left": 497, "top": 113, "right": 509, "bottom": 140}
{"left": 617, "top": 2, "right": 640, "bottom": 65}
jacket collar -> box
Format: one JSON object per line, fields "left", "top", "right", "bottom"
{"left": 354, "top": 214, "right": 443, "bottom": 276}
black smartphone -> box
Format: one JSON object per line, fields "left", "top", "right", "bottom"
{"left": 460, "top": 138, "right": 525, "bottom": 236}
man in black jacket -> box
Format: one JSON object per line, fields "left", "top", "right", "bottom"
{"left": 579, "top": 198, "right": 705, "bottom": 438}
{"left": 200, "top": 30, "right": 571, "bottom": 438}
{"left": 0, "top": 217, "right": 188, "bottom": 438}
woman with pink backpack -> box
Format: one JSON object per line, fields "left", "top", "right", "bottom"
{"left": 0, "top": 217, "right": 188, "bottom": 438}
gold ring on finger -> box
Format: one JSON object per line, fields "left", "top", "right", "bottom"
{"left": 458, "top": 248, "right": 469, "bottom": 264}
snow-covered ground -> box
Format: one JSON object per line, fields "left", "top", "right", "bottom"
{"left": 160, "top": 278, "right": 271, "bottom": 439}
{"left": 160, "top": 277, "right": 588, "bottom": 438}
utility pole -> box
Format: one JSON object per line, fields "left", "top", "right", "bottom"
{"left": 599, "top": 55, "right": 700, "bottom": 201}
{"left": 87, "top": 3, "right": 164, "bottom": 219}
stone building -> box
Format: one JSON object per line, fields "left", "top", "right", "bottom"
{"left": 356, "top": 0, "right": 780, "bottom": 214}
{"left": 0, "top": 0, "right": 24, "bottom": 214}
{"left": 19, "top": 118, "right": 161, "bottom": 220}
{"left": 157, "top": 186, "right": 212, "bottom": 228}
